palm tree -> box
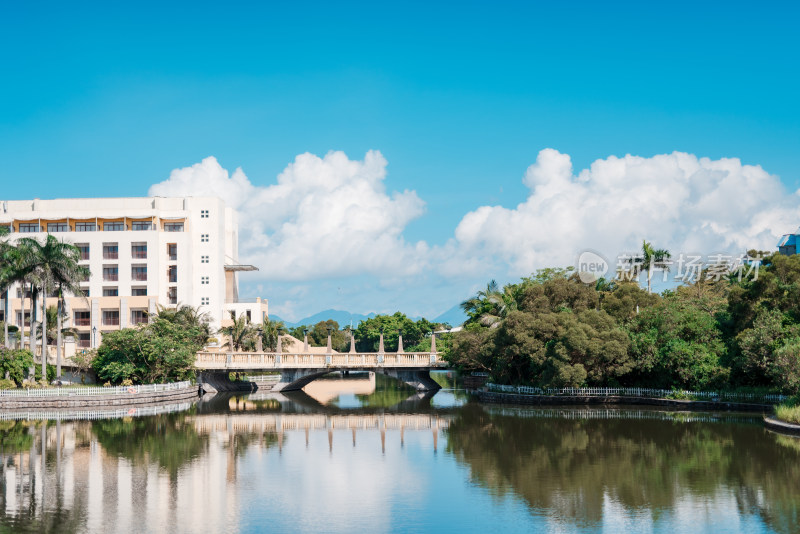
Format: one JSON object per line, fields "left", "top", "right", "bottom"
{"left": 17, "top": 235, "right": 88, "bottom": 380}
{"left": 260, "top": 317, "right": 285, "bottom": 351}
{"left": 220, "top": 315, "right": 254, "bottom": 351}
{"left": 640, "top": 240, "right": 671, "bottom": 293}
{"left": 623, "top": 240, "right": 671, "bottom": 294}
{"left": 0, "top": 226, "right": 13, "bottom": 347}
{"left": 460, "top": 280, "right": 519, "bottom": 328}
{"left": 39, "top": 305, "right": 79, "bottom": 344}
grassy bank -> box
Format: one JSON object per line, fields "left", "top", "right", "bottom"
{"left": 775, "top": 403, "right": 800, "bottom": 425}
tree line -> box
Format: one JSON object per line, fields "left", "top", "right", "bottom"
{"left": 449, "top": 247, "right": 800, "bottom": 395}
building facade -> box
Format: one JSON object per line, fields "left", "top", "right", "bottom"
{"left": 777, "top": 228, "right": 800, "bottom": 256}
{"left": 0, "top": 196, "right": 267, "bottom": 348}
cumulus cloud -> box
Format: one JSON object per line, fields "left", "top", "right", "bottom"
{"left": 149, "top": 151, "right": 428, "bottom": 281}
{"left": 443, "top": 149, "right": 799, "bottom": 277}
{"left": 149, "top": 148, "right": 800, "bottom": 317}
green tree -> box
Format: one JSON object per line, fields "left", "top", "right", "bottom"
{"left": 92, "top": 315, "right": 202, "bottom": 384}
{"left": 0, "top": 347, "right": 34, "bottom": 385}
{"left": 220, "top": 316, "right": 255, "bottom": 351}
{"left": 627, "top": 294, "right": 729, "bottom": 389}
{"left": 622, "top": 240, "right": 671, "bottom": 293}
{"left": 16, "top": 234, "right": 88, "bottom": 379}
{"left": 260, "top": 317, "right": 285, "bottom": 351}
{"left": 354, "top": 313, "right": 436, "bottom": 352}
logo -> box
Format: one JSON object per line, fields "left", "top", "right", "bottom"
{"left": 576, "top": 250, "right": 609, "bottom": 284}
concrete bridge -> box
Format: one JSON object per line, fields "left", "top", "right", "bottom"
{"left": 195, "top": 351, "right": 447, "bottom": 392}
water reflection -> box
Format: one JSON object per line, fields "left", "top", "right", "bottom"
{"left": 0, "top": 384, "right": 798, "bottom": 533}
{"left": 446, "top": 405, "right": 800, "bottom": 534}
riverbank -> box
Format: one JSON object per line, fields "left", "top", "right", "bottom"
{"left": 0, "top": 381, "right": 200, "bottom": 409}
{"left": 475, "top": 390, "right": 773, "bottom": 412}
{"left": 764, "top": 416, "right": 800, "bottom": 435}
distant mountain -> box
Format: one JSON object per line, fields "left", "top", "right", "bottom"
{"left": 269, "top": 309, "right": 377, "bottom": 329}
{"left": 433, "top": 303, "right": 467, "bottom": 327}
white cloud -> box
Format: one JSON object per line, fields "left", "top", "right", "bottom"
{"left": 442, "top": 149, "right": 799, "bottom": 278}
{"left": 149, "top": 148, "right": 800, "bottom": 320}
{"left": 149, "top": 151, "right": 428, "bottom": 281}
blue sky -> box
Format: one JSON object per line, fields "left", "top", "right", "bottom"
{"left": 2, "top": 1, "right": 799, "bottom": 322}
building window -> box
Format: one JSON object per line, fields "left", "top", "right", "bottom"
{"left": 200, "top": 210, "right": 209, "bottom": 218}
{"left": 201, "top": 255, "right": 209, "bottom": 264}
{"left": 131, "top": 243, "right": 147, "bottom": 259}
{"left": 167, "top": 243, "right": 177, "bottom": 260}
{"left": 74, "top": 311, "right": 91, "bottom": 327}
{"left": 201, "top": 276, "right": 209, "bottom": 285}
{"left": 131, "top": 221, "right": 153, "bottom": 231}
{"left": 200, "top": 234, "right": 209, "bottom": 242}
{"left": 104, "top": 222, "right": 125, "bottom": 231}
{"left": 77, "top": 333, "right": 91, "bottom": 348}
{"left": 19, "top": 223, "right": 40, "bottom": 233}
{"left": 103, "top": 287, "right": 118, "bottom": 297}
{"left": 131, "top": 287, "right": 147, "bottom": 296}
{"left": 75, "top": 222, "right": 96, "bottom": 232}
{"left": 47, "top": 223, "right": 69, "bottom": 232}
{"left": 103, "top": 244, "right": 118, "bottom": 259}
{"left": 201, "top": 297, "right": 209, "bottom": 306}
{"left": 77, "top": 244, "right": 90, "bottom": 261}
{"left": 102, "top": 310, "right": 119, "bottom": 326}
{"left": 103, "top": 266, "right": 119, "bottom": 282}
{"left": 164, "top": 222, "right": 184, "bottom": 232}
{"left": 131, "top": 309, "right": 149, "bottom": 325}
{"left": 167, "top": 265, "right": 178, "bottom": 283}
{"left": 0, "top": 225, "right": 9, "bottom": 233}
{"left": 16, "top": 312, "right": 31, "bottom": 327}
{"left": 132, "top": 265, "right": 148, "bottom": 281}
{"left": 168, "top": 287, "right": 177, "bottom": 305}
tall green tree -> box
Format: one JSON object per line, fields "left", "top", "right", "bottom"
{"left": 638, "top": 240, "right": 671, "bottom": 294}
{"left": 260, "top": 317, "right": 285, "bottom": 351}
{"left": 220, "top": 315, "right": 255, "bottom": 351}
{"left": 17, "top": 235, "right": 88, "bottom": 379}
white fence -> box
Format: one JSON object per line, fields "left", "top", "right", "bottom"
{"left": 486, "top": 383, "right": 787, "bottom": 403}
{"left": 0, "top": 381, "right": 194, "bottom": 398}
{"left": 0, "top": 401, "right": 195, "bottom": 421}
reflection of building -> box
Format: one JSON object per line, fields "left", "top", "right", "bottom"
{"left": 778, "top": 228, "right": 800, "bottom": 256}
{"left": 0, "top": 197, "right": 267, "bottom": 346}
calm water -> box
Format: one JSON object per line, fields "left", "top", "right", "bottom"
{"left": 0, "top": 372, "right": 798, "bottom": 533}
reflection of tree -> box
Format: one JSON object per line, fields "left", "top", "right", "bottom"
{"left": 352, "top": 373, "right": 414, "bottom": 408}
{"left": 92, "top": 412, "right": 206, "bottom": 481}
{"left": 0, "top": 421, "right": 33, "bottom": 454}
{"left": 446, "top": 406, "right": 800, "bottom": 533}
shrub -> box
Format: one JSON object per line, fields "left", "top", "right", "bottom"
{"left": 0, "top": 379, "right": 17, "bottom": 390}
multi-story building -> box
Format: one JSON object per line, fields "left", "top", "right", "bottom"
{"left": 0, "top": 196, "right": 267, "bottom": 349}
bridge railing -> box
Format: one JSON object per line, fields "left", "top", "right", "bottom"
{"left": 195, "top": 351, "right": 445, "bottom": 369}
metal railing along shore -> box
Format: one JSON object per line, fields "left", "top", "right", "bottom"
{"left": 486, "top": 384, "right": 787, "bottom": 404}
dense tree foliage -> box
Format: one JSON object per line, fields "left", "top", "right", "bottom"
{"left": 449, "top": 255, "right": 800, "bottom": 393}
{"left": 92, "top": 308, "right": 209, "bottom": 384}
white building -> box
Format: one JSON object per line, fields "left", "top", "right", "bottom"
{"left": 0, "top": 196, "right": 267, "bottom": 348}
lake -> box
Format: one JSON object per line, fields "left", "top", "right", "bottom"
{"left": 0, "top": 372, "right": 797, "bottom": 533}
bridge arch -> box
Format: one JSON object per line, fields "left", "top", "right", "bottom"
{"left": 273, "top": 368, "right": 442, "bottom": 393}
